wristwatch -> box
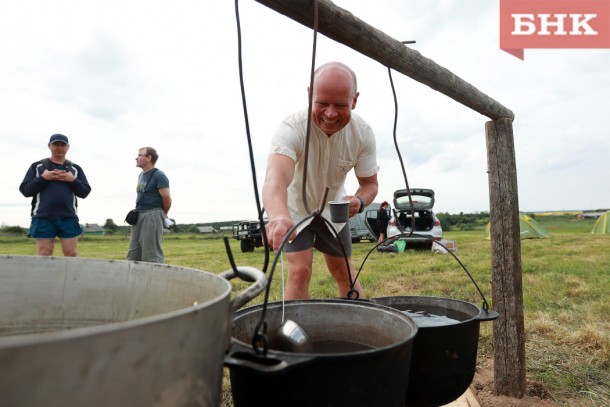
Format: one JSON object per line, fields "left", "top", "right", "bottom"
{"left": 356, "top": 195, "right": 366, "bottom": 213}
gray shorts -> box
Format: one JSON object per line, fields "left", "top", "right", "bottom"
{"left": 284, "top": 216, "right": 352, "bottom": 257}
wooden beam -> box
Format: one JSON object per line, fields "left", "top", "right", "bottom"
{"left": 254, "top": 0, "right": 514, "bottom": 121}
{"left": 485, "top": 118, "right": 527, "bottom": 397}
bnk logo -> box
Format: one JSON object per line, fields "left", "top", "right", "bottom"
{"left": 500, "top": 0, "right": 610, "bottom": 60}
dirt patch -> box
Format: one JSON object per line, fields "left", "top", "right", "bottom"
{"left": 470, "top": 359, "right": 560, "bottom": 407}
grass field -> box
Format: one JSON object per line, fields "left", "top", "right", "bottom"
{"left": 0, "top": 216, "right": 608, "bottom": 406}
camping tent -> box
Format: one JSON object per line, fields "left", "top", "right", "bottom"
{"left": 485, "top": 212, "right": 550, "bottom": 240}
{"left": 591, "top": 210, "right": 610, "bottom": 234}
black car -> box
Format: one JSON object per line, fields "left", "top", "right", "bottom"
{"left": 232, "top": 219, "right": 267, "bottom": 252}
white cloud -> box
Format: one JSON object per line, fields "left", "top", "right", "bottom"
{"left": 2, "top": 0, "right": 609, "bottom": 229}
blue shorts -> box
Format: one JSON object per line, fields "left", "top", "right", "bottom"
{"left": 284, "top": 216, "right": 352, "bottom": 257}
{"left": 29, "top": 218, "right": 82, "bottom": 239}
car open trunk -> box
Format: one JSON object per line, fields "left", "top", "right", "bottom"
{"left": 393, "top": 188, "right": 436, "bottom": 233}
{"left": 396, "top": 209, "right": 435, "bottom": 232}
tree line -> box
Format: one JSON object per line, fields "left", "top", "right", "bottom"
{"left": 2, "top": 214, "right": 493, "bottom": 235}
{"left": 435, "top": 212, "right": 490, "bottom": 231}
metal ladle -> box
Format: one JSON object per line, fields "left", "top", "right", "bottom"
{"left": 273, "top": 255, "right": 313, "bottom": 353}
{"left": 275, "top": 318, "right": 313, "bottom": 353}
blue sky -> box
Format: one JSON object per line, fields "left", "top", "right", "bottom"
{"left": 1, "top": 0, "right": 609, "bottom": 227}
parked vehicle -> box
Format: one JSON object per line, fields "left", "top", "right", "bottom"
{"left": 234, "top": 203, "right": 385, "bottom": 251}
{"left": 233, "top": 219, "right": 267, "bottom": 253}
{"left": 349, "top": 202, "right": 386, "bottom": 243}
{"left": 386, "top": 189, "right": 442, "bottom": 245}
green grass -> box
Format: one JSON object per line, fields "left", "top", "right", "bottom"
{"left": 1, "top": 216, "right": 608, "bottom": 406}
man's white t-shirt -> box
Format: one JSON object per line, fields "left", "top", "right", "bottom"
{"left": 270, "top": 108, "right": 379, "bottom": 232}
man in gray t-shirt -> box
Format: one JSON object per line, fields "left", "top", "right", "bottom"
{"left": 126, "top": 147, "right": 172, "bottom": 263}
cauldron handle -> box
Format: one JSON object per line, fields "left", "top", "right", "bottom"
{"left": 220, "top": 266, "right": 268, "bottom": 313}
{"left": 355, "top": 238, "right": 497, "bottom": 314}
{"left": 453, "top": 256, "right": 494, "bottom": 315}
{"left": 225, "top": 341, "right": 315, "bottom": 374}
{"left": 476, "top": 308, "right": 500, "bottom": 321}
{"left": 438, "top": 248, "right": 496, "bottom": 315}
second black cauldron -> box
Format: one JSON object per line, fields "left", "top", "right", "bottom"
{"left": 371, "top": 296, "right": 499, "bottom": 407}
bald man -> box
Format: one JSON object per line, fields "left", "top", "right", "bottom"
{"left": 262, "top": 62, "right": 379, "bottom": 300}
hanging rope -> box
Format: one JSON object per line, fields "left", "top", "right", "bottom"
{"left": 300, "top": 0, "right": 319, "bottom": 216}
{"left": 232, "top": 0, "right": 270, "bottom": 275}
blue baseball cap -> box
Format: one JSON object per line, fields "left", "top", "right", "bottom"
{"left": 49, "top": 134, "right": 69, "bottom": 144}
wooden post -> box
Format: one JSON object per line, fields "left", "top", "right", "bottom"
{"left": 485, "top": 118, "right": 526, "bottom": 397}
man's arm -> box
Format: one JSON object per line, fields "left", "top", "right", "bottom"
{"left": 19, "top": 165, "right": 47, "bottom": 197}
{"left": 345, "top": 173, "right": 379, "bottom": 218}
{"left": 262, "top": 153, "right": 297, "bottom": 251}
{"left": 67, "top": 165, "right": 92, "bottom": 199}
{"left": 159, "top": 188, "right": 172, "bottom": 215}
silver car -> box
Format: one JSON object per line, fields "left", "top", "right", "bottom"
{"left": 386, "top": 188, "right": 443, "bottom": 245}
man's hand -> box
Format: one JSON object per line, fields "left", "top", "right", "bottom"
{"left": 56, "top": 170, "right": 76, "bottom": 182}
{"left": 262, "top": 154, "right": 297, "bottom": 251}
{"left": 344, "top": 174, "right": 379, "bottom": 218}
{"left": 265, "top": 217, "right": 297, "bottom": 251}
{"left": 342, "top": 196, "right": 362, "bottom": 218}
{"left": 42, "top": 169, "right": 75, "bottom": 182}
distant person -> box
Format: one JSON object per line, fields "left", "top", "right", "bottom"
{"left": 19, "top": 134, "right": 91, "bottom": 257}
{"left": 126, "top": 147, "right": 172, "bottom": 263}
{"left": 262, "top": 61, "right": 379, "bottom": 300}
{"left": 377, "top": 201, "right": 390, "bottom": 243}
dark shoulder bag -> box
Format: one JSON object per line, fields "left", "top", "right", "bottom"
{"left": 125, "top": 209, "right": 138, "bottom": 225}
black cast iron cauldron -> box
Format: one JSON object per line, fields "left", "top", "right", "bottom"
{"left": 225, "top": 299, "right": 418, "bottom": 407}
{"left": 370, "top": 296, "right": 499, "bottom": 407}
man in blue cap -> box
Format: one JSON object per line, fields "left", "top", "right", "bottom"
{"left": 19, "top": 134, "right": 92, "bottom": 256}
